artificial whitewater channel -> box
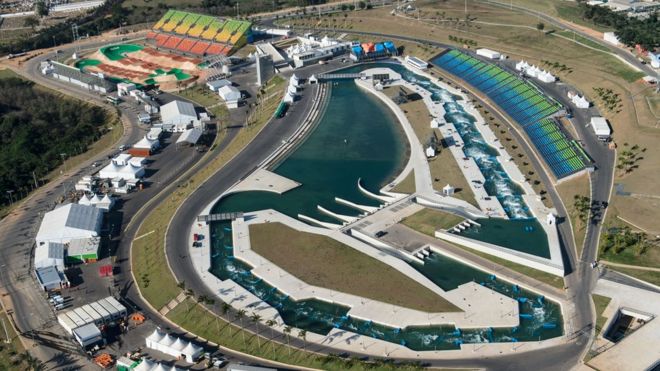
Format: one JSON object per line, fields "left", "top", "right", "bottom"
{"left": 208, "top": 62, "right": 562, "bottom": 350}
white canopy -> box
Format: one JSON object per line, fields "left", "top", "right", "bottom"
{"left": 145, "top": 329, "right": 202, "bottom": 363}
{"left": 36, "top": 203, "right": 102, "bottom": 245}
{"left": 176, "top": 128, "right": 203, "bottom": 145}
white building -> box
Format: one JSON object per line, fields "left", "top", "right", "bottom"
{"left": 405, "top": 55, "right": 428, "bottom": 70}
{"left": 34, "top": 242, "right": 65, "bottom": 271}
{"left": 145, "top": 329, "right": 203, "bottom": 363}
{"left": 73, "top": 323, "right": 103, "bottom": 348}
{"left": 218, "top": 85, "right": 242, "bottom": 109}
{"left": 176, "top": 128, "right": 203, "bottom": 146}
{"left": 98, "top": 154, "right": 145, "bottom": 181}
{"left": 206, "top": 79, "right": 232, "bottom": 92}
{"left": 590, "top": 116, "right": 612, "bottom": 140}
{"left": 161, "top": 100, "right": 202, "bottom": 132}
{"left": 36, "top": 203, "right": 103, "bottom": 247}
{"left": 425, "top": 146, "right": 436, "bottom": 158}
{"left": 147, "top": 127, "right": 163, "bottom": 141}
{"left": 117, "top": 82, "right": 136, "bottom": 97}
{"left": 476, "top": 48, "right": 501, "bottom": 59}
{"left": 442, "top": 184, "right": 455, "bottom": 196}
{"left": 286, "top": 36, "right": 351, "bottom": 68}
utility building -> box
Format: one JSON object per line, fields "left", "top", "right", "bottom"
{"left": 160, "top": 100, "right": 202, "bottom": 132}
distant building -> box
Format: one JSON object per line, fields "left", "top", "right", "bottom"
{"left": 286, "top": 36, "right": 351, "bottom": 68}
{"left": 590, "top": 117, "right": 612, "bottom": 141}
{"left": 41, "top": 61, "right": 116, "bottom": 93}
{"left": 206, "top": 79, "right": 232, "bottom": 92}
{"left": 160, "top": 100, "right": 202, "bottom": 132}
{"left": 405, "top": 55, "right": 429, "bottom": 70}
{"left": 256, "top": 53, "right": 275, "bottom": 87}
{"left": 476, "top": 48, "right": 501, "bottom": 60}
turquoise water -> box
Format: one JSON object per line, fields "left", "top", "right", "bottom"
{"left": 454, "top": 218, "right": 550, "bottom": 258}
{"left": 209, "top": 221, "right": 563, "bottom": 350}
{"left": 211, "top": 81, "right": 407, "bottom": 223}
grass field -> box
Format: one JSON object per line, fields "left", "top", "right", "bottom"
{"left": 610, "top": 268, "right": 660, "bottom": 287}
{"left": 249, "top": 222, "right": 459, "bottom": 313}
{"left": 592, "top": 294, "right": 612, "bottom": 335}
{"left": 382, "top": 86, "right": 477, "bottom": 206}
{"left": 400, "top": 208, "right": 464, "bottom": 236}
{"left": 556, "top": 173, "right": 590, "bottom": 257}
{"left": 0, "top": 310, "right": 28, "bottom": 370}
{"left": 167, "top": 299, "right": 440, "bottom": 371}
{"left": 448, "top": 242, "right": 565, "bottom": 290}
{"left": 132, "top": 76, "right": 287, "bottom": 310}
{"left": 176, "top": 84, "right": 221, "bottom": 108}
{"left": 391, "top": 169, "right": 415, "bottom": 194}
{"left": 555, "top": 30, "right": 610, "bottom": 52}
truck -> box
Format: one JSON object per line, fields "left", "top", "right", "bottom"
{"left": 590, "top": 117, "right": 611, "bottom": 141}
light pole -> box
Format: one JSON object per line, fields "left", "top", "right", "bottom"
{"left": 60, "top": 153, "right": 67, "bottom": 173}
{"left": 6, "top": 190, "right": 14, "bottom": 206}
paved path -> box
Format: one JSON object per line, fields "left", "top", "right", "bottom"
{"left": 601, "top": 261, "right": 660, "bottom": 272}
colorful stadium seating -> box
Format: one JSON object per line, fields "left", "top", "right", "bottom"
{"left": 187, "top": 15, "right": 214, "bottom": 37}
{"left": 150, "top": 11, "right": 252, "bottom": 56}
{"left": 153, "top": 9, "right": 175, "bottom": 30}
{"left": 174, "top": 13, "right": 200, "bottom": 35}
{"left": 433, "top": 49, "right": 589, "bottom": 179}
{"left": 163, "top": 36, "right": 183, "bottom": 49}
{"left": 176, "top": 38, "right": 197, "bottom": 52}
{"left": 190, "top": 41, "right": 211, "bottom": 55}
{"left": 202, "top": 20, "right": 225, "bottom": 40}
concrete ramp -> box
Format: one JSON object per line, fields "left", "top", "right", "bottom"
{"left": 335, "top": 197, "right": 378, "bottom": 213}
{"left": 298, "top": 214, "right": 342, "bottom": 229}
{"left": 317, "top": 205, "right": 358, "bottom": 224}
{"left": 358, "top": 178, "right": 397, "bottom": 203}
{"left": 228, "top": 168, "right": 300, "bottom": 195}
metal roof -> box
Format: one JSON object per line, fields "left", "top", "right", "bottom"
{"left": 35, "top": 266, "right": 61, "bottom": 286}
{"left": 72, "top": 323, "right": 101, "bottom": 340}
{"left": 50, "top": 61, "right": 116, "bottom": 91}
{"left": 161, "top": 100, "right": 197, "bottom": 120}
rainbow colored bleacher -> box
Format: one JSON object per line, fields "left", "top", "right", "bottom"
{"left": 176, "top": 38, "right": 197, "bottom": 52}
{"left": 148, "top": 10, "right": 252, "bottom": 56}
{"left": 174, "top": 13, "right": 200, "bottom": 35}
{"left": 187, "top": 15, "right": 214, "bottom": 37}
{"left": 522, "top": 118, "right": 588, "bottom": 178}
{"left": 433, "top": 49, "right": 589, "bottom": 179}
{"left": 153, "top": 9, "right": 175, "bottom": 30}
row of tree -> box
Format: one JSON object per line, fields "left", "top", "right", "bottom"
{"left": 0, "top": 76, "right": 109, "bottom": 206}
{"left": 577, "top": 1, "right": 658, "bottom": 49}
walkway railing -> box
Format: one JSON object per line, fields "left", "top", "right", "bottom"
{"left": 197, "top": 212, "right": 243, "bottom": 222}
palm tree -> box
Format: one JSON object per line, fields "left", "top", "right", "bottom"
{"left": 283, "top": 325, "right": 292, "bottom": 356}
{"left": 297, "top": 329, "right": 307, "bottom": 352}
{"left": 250, "top": 312, "right": 263, "bottom": 349}
{"left": 235, "top": 309, "right": 247, "bottom": 347}
{"left": 265, "top": 319, "right": 277, "bottom": 355}
{"left": 184, "top": 288, "right": 194, "bottom": 311}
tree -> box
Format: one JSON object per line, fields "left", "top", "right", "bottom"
{"left": 283, "top": 325, "right": 292, "bottom": 356}
{"left": 23, "top": 17, "right": 39, "bottom": 30}
{"left": 35, "top": 1, "right": 49, "bottom": 17}
{"left": 265, "top": 319, "right": 277, "bottom": 355}
{"left": 235, "top": 309, "right": 247, "bottom": 347}
{"left": 297, "top": 329, "right": 307, "bottom": 352}
{"left": 250, "top": 312, "right": 263, "bottom": 349}
{"left": 536, "top": 22, "right": 545, "bottom": 31}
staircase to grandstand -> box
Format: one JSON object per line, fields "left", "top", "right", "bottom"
{"left": 433, "top": 49, "right": 591, "bottom": 180}
{"left": 147, "top": 10, "right": 252, "bottom": 57}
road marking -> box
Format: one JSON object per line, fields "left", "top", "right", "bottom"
{"left": 133, "top": 230, "right": 155, "bottom": 241}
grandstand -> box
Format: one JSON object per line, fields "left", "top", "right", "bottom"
{"left": 147, "top": 10, "right": 252, "bottom": 57}
{"left": 433, "top": 49, "right": 589, "bottom": 179}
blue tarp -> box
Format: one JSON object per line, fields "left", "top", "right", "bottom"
{"left": 375, "top": 43, "right": 385, "bottom": 52}
{"left": 352, "top": 46, "right": 363, "bottom": 55}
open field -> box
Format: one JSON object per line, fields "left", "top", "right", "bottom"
{"left": 167, "top": 299, "right": 443, "bottom": 371}
{"left": 400, "top": 208, "right": 464, "bottom": 236}
{"left": 592, "top": 294, "right": 612, "bottom": 335}
{"left": 556, "top": 173, "right": 590, "bottom": 257}
{"left": 383, "top": 86, "right": 477, "bottom": 206}
{"left": 132, "top": 75, "right": 287, "bottom": 309}
{"left": 250, "top": 222, "right": 460, "bottom": 313}
{"left": 176, "top": 84, "right": 221, "bottom": 107}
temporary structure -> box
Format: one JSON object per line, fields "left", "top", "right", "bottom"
{"left": 145, "top": 329, "right": 203, "bottom": 363}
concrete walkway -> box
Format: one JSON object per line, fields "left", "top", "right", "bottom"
{"left": 600, "top": 260, "right": 660, "bottom": 272}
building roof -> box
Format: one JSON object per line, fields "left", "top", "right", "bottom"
{"left": 68, "top": 238, "right": 100, "bottom": 258}
{"left": 218, "top": 85, "right": 241, "bottom": 101}
{"left": 36, "top": 204, "right": 103, "bottom": 243}
{"left": 161, "top": 100, "right": 197, "bottom": 121}
{"left": 36, "top": 266, "right": 62, "bottom": 287}
{"left": 73, "top": 323, "right": 101, "bottom": 341}
{"left": 50, "top": 61, "right": 116, "bottom": 91}
{"left": 35, "top": 242, "right": 64, "bottom": 264}
{"left": 177, "top": 128, "right": 203, "bottom": 145}
{"left": 206, "top": 79, "right": 232, "bottom": 89}
{"left": 133, "top": 136, "right": 159, "bottom": 149}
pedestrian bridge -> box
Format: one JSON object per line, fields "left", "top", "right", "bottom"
{"left": 197, "top": 212, "right": 244, "bottom": 223}
{"left": 316, "top": 73, "right": 365, "bottom": 80}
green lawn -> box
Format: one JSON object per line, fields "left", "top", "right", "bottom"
{"left": 250, "top": 223, "right": 459, "bottom": 313}
{"left": 175, "top": 84, "right": 221, "bottom": 108}
{"left": 555, "top": 31, "right": 610, "bottom": 52}
{"left": 592, "top": 294, "right": 612, "bottom": 335}
{"left": 400, "top": 208, "right": 464, "bottom": 236}
{"left": 611, "top": 268, "right": 660, "bottom": 287}
{"left": 391, "top": 170, "right": 416, "bottom": 194}
{"left": 449, "top": 243, "right": 565, "bottom": 290}
{"left": 167, "top": 299, "right": 434, "bottom": 371}
{"left": 0, "top": 310, "right": 28, "bottom": 370}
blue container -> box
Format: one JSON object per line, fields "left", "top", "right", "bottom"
{"left": 352, "top": 46, "right": 363, "bottom": 55}
{"left": 375, "top": 43, "right": 385, "bottom": 52}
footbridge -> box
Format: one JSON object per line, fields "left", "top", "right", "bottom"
{"left": 197, "top": 212, "right": 244, "bottom": 223}
{"left": 316, "top": 72, "right": 365, "bottom": 81}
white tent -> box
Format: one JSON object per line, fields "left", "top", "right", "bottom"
{"left": 290, "top": 73, "right": 300, "bottom": 87}
{"left": 572, "top": 95, "right": 590, "bottom": 109}
{"left": 442, "top": 184, "right": 455, "bottom": 196}
{"left": 218, "top": 85, "right": 241, "bottom": 109}
{"left": 161, "top": 100, "right": 200, "bottom": 132}
{"left": 133, "top": 136, "right": 159, "bottom": 151}
{"left": 36, "top": 203, "right": 102, "bottom": 246}
{"left": 99, "top": 162, "right": 144, "bottom": 181}
{"left": 34, "top": 242, "right": 65, "bottom": 271}
{"left": 134, "top": 359, "right": 185, "bottom": 371}
{"left": 425, "top": 146, "right": 436, "bottom": 158}
{"left": 78, "top": 195, "right": 92, "bottom": 206}
{"left": 283, "top": 91, "right": 295, "bottom": 103}
{"left": 176, "top": 128, "right": 203, "bottom": 145}
{"left": 145, "top": 329, "right": 203, "bottom": 363}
